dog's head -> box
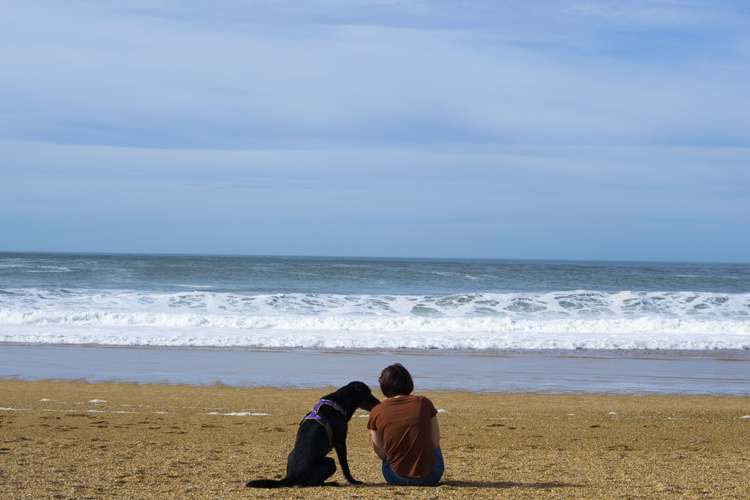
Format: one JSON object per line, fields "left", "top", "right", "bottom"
{"left": 345, "top": 381, "right": 380, "bottom": 411}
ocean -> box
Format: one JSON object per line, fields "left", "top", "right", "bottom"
{"left": 1, "top": 252, "right": 749, "bottom": 350}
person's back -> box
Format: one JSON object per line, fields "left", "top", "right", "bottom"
{"left": 367, "top": 364, "right": 444, "bottom": 486}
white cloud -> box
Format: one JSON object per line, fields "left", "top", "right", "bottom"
{"left": 0, "top": 0, "right": 748, "bottom": 260}
{"left": 1, "top": 2, "right": 747, "bottom": 150}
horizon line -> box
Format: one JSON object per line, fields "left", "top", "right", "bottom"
{"left": 0, "top": 249, "right": 747, "bottom": 266}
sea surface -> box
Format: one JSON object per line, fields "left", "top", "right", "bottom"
{"left": 1, "top": 253, "right": 749, "bottom": 350}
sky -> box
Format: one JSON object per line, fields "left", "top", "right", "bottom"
{"left": 1, "top": 0, "right": 749, "bottom": 262}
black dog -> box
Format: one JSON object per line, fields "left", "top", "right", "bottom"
{"left": 246, "top": 381, "right": 380, "bottom": 488}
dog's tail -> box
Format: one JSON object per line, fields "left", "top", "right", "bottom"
{"left": 245, "top": 478, "right": 293, "bottom": 488}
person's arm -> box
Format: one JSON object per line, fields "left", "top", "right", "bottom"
{"left": 431, "top": 416, "right": 440, "bottom": 449}
{"left": 370, "top": 430, "right": 387, "bottom": 461}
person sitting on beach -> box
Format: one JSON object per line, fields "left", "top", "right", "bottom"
{"left": 367, "top": 363, "right": 444, "bottom": 486}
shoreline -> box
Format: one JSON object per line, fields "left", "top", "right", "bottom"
{"left": 1, "top": 380, "right": 749, "bottom": 499}
{"left": 2, "top": 343, "right": 749, "bottom": 395}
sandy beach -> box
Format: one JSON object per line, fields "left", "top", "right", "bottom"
{"left": 1, "top": 380, "right": 748, "bottom": 499}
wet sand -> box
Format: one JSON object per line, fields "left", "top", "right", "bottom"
{"left": 3, "top": 344, "right": 749, "bottom": 395}
{"left": 1, "top": 380, "right": 749, "bottom": 499}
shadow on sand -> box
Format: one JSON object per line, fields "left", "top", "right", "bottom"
{"left": 363, "top": 480, "right": 584, "bottom": 489}
{"left": 439, "top": 480, "right": 585, "bottom": 489}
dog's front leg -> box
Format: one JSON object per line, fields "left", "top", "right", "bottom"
{"left": 333, "top": 439, "right": 361, "bottom": 485}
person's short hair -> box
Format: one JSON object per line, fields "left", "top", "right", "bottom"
{"left": 379, "top": 363, "right": 414, "bottom": 398}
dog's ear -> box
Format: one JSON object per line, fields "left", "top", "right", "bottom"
{"left": 354, "top": 382, "right": 363, "bottom": 391}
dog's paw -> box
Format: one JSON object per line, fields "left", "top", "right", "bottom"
{"left": 347, "top": 479, "right": 363, "bottom": 485}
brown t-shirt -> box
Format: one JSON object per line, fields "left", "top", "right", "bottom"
{"left": 367, "top": 395, "right": 437, "bottom": 478}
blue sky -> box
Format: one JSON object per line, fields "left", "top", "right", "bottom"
{"left": 1, "top": 0, "right": 749, "bottom": 262}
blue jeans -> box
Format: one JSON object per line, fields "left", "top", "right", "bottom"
{"left": 382, "top": 446, "right": 444, "bottom": 486}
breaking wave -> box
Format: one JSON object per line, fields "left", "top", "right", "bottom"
{"left": 1, "top": 289, "right": 748, "bottom": 349}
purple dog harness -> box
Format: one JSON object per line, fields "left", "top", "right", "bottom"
{"left": 301, "top": 399, "right": 348, "bottom": 451}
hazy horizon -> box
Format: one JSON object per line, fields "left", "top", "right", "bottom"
{"left": 2, "top": 249, "right": 749, "bottom": 265}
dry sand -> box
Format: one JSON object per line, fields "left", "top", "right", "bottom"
{"left": 1, "top": 380, "right": 749, "bottom": 499}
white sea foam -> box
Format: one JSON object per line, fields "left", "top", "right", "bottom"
{"left": 1, "top": 324, "right": 748, "bottom": 350}
{"left": 2, "top": 289, "right": 748, "bottom": 320}
{"left": 1, "top": 289, "right": 748, "bottom": 350}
